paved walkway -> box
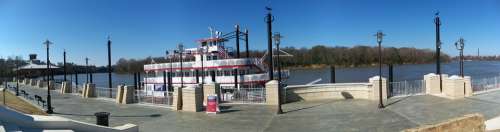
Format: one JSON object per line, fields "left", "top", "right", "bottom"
{"left": 11, "top": 83, "right": 500, "bottom": 132}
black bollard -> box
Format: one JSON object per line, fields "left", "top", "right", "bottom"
{"left": 94, "top": 112, "right": 110, "bottom": 126}
{"left": 330, "top": 65, "right": 336, "bottom": 83}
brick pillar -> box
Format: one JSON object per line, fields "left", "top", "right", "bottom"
{"left": 82, "top": 83, "right": 88, "bottom": 97}
{"left": 48, "top": 80, "right": 55, "bottom": 90}
{"left": 266, "top": 80, "right": 279, "bottom": 105}
{"left": 61, "top": 81, "right": 72, "bottom": 93}
{"left": 30, "top": 79, "right": 36, "bottom": 86}
{"left": 172, "top": 87, "right": 183, "bottom": 110}
{"left": 182, "top": 85, "right": 203, "bottom": 112}
{"left": 443, "top": 76, "right": 466, "bottom": 99}
{"left": 369, "top": 76, "right": 387, "bottom": 104}
{"left": 121, "top": 86, "right": 135, "bottom": 104}
{"left": 203, "top": 83, "right": 220, "bottom": 106}
{"left": 83, "top": 83, "right": 96, "bottom": 98}
{"left": 424, "top": 73, "right": 448, "bottom": 95}
{"left": 115, "top": 85, "right": 124, "bottom": 104}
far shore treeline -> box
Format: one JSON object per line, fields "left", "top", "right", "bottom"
{"left": 3, "top": 45, "right": 500, "bottom": 77}
{"left": 113, "top": 45, "right": 454, "bottom": 73}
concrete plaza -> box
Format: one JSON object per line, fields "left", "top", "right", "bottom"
{"left": 14, "top": 84, "right": 500, "bottom": 132}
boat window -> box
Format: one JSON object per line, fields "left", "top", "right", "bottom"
{"left": 213, "top": 56, "right": 218, "bottom": 60}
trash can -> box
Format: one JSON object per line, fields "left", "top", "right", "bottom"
{"left": 94, "top": 112, "right": 110, "bottom": 126}
{"left": 206, "top": 95, "right": 218, "bottom": 114}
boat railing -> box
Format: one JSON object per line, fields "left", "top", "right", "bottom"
{"left": 144, "top": 58, "right": 262, "bottom": 71}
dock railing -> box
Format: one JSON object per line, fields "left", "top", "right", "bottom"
{"left": 388, "top": 80, "right": 426, "bottom": 98}
{"left": 472, "top": 76, "right": 500, "bottom": 94}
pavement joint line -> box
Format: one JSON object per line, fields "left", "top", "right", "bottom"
{"left": 385, "top": 106, "right": 423, "bottom": 126}
{"left": 465, "top": 97, "right": 500, "bottom": 105}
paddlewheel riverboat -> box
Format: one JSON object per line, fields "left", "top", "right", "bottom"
{"left": 141, "top": 27, "right": 289, "bottom": 104}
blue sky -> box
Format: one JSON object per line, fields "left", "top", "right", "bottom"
{"left": 0, "top": 0, "right": 499, "bottom": 66}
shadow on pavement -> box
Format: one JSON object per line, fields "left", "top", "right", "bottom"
{"left": 54, "top": 112, "right": 162, "bottom": 118}
{"left": 385, "top": 96, "right": 412, "bottom": 107}
{"left": 283, "top": 101, "right": 334, "bottom": 114}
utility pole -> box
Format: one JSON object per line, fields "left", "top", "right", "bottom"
{"left": 43, "top": 39, "right": 54, "bottom": 114}
{"left": 85, "top": 57, "right": 89, "bottom": 83}
{"left": 434, "top": 11, "right": 443, "bottom": 92}
{"left": 375, "top": 31, "right": 385, "bottom": 109}
{"left": 265, "top": 6, "right": 274, "bottom": 81}
{"left": 107, "top": 36, "right": 113, "bottom": 97}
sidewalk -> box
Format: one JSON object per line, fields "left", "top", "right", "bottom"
{"left": 12, "top": 83, "right": 500, "bottom": 132}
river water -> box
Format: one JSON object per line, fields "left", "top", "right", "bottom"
{"left": 53, "top": 61, "right": 500, "bottom": 87}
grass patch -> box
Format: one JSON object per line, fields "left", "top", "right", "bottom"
{"left": 0, "top": 89, "right": 47, "bottom": 115}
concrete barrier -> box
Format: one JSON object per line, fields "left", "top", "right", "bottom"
{"left": 284, "top": 76, "right": 386, "bottom": 103}
{"left": 402, "top": 113, "right": 485, "bottom": 132}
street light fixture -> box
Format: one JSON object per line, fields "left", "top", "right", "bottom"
{"left": 455, "top": 37, "right": 465, "bottom": 77}
{"left": 43, "top": 39, "right": 54, "bottom": 114}
{"left": 375, "top": 31, "right": 385, "bottom": 109}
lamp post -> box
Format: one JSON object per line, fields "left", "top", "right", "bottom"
{"left": 273, "top": 32, "right": 283, "bottom": 114}
{"left": 178, "top": 43, "right": 184, "bottom": 88}
{"left": 168, "top": 50, "right": 173, "bottom": 91}
{"left": 265, "top": 6, "right": 274, "bottom": 81}
{"left": 85, "top": 57, "right": 89, "bottom": 83}
{"left": 375, "top": 31, "right": 385, "bottom": 109}
{"left": 455, "top": 37, "right": 465, "bottom": 77}
{"left": 15, "top": 57, "right": 19, "bottom": 96}
{"left": 43, "top": 39, "right": 54, "bottom": 114}
{"left": 434, "top": 12, "right": 443, "bottom": 92}
{"left": 198, "top": 47, "right": 206, "bottom": 86}
{"left": 63, "top": 49, "right": 67, "bottom": 81}
{"left": 166, "top": 50, "right": 172, "bottom": 91}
